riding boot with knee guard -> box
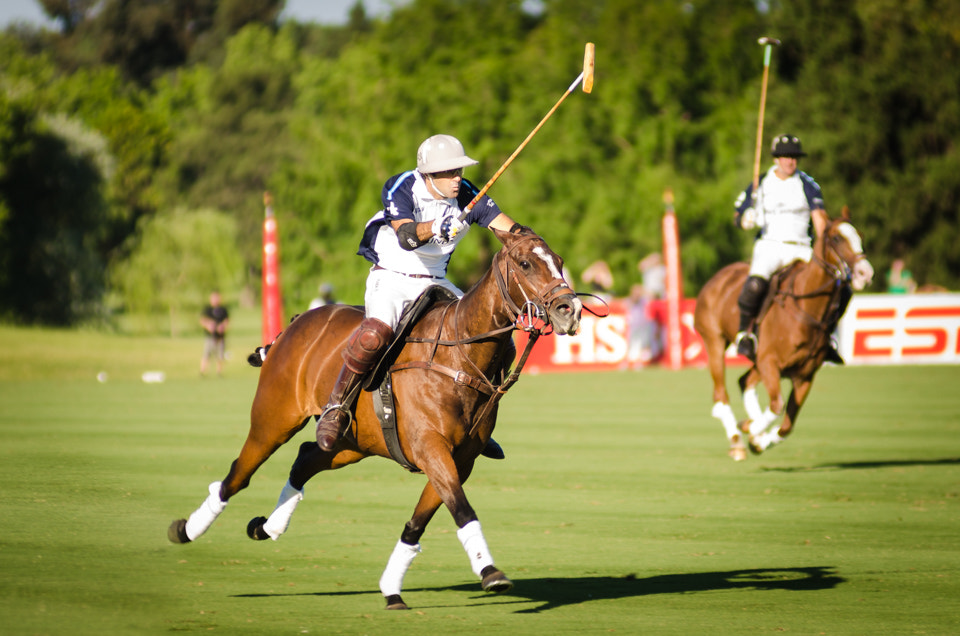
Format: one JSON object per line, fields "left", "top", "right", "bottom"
{"left": 316, "top": 318, "right": 394, "bottom": 452}
{"left": 735, "top": 275, "right": 769, "bottom": 361}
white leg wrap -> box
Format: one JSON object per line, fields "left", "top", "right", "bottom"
{"left": 711, "top": 401, "right": 740, "bottom": 440}
{"left": 184, "top": 481, "right": 228, "bottom": 541}
{"left": 743, "top": 387, "right": 764, "bottom": 424}
{"left": 262, "top": 480, "right": 303, "bottom": 540}
{"left": 755, "top": 428, "right": 783, "bottom": 451}
{"left": 457, "top": 520, "right": 494, "bottom": 577}
{"left": 743, "top": 389, "right": 779, "bottom": 435}
{"left": 379, "top": 540, "right": 421, "bottom": 597}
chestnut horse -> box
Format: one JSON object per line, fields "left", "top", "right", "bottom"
{"left": 694, "top": 207, "right": 874, "bottom": 460}
{"left": 167, "top": 227, "right": 582, "bottom": 610}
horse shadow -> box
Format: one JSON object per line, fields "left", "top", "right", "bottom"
{"left": 760, "top": 457, "right": 960, "bottom": 473}
{"left": 234, "top": 566, "right": 845, "bottom": 613}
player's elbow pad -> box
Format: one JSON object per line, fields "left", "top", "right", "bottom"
{"left": 396, "top": 222, "right": 427, "bottom": 251}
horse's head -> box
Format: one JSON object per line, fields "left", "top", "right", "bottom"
{"left": 492, "top": 225, "right": 582, "bottom": 335}
{"left": 817, "top": 206, "right": 874, "bottom": 291}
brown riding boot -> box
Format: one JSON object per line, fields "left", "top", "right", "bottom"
{"left": 316, "top": 318, "right": 394, "bottom": 451}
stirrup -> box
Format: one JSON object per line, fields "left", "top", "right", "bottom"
{"left": 316, "top": 405, "right": 350, "bottom": 451}
{"left": 735, "top": 331, "right": 757, "bottom": 362}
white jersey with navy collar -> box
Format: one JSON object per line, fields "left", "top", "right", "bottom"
{"left": 357, "top": 170, "right": 503, "bottom": 278}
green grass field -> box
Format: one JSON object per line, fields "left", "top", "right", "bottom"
{"left": 1, "top": 322, "right": 959, "bottom": 635}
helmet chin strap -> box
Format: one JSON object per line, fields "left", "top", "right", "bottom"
{"left": 425, "top": 174, "right": 453, "bottom": 200}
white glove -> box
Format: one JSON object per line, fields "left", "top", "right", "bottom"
{"left": 740, "top": 207, "right": 757, "bottom": 230}
{"left": 432, "top": 214, "right": 465, "bottom": 243}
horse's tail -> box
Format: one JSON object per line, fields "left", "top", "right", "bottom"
{"left": 247, "top": 344, "right": 271, "bottom": 367}
{"left": 248, "top": 313, "right": 304, "bottom": 367}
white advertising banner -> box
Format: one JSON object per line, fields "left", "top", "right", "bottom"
{"left": 837, "top": 293, "right": 960, "bottom": 365}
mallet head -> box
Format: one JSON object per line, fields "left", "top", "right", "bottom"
{"left": 582, "top": 42, "right": 595, "bottom": 94}
{"left": 757, "top": 36, "right": 781, "bottom": 46}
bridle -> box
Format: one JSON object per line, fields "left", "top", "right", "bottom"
{"left": 773, "top": 221, "right": 865, "bottom": 354}
{"left": 490, "top": 234, "right": 577, "bottom": 334}
{"left": 396, "top": 233, "right": 578, "bottom": 407}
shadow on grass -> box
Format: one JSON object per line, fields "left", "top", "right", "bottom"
{"left": 233, "top": 566, "right": 844, "bottom": 613}
{"left": 760, "top": 457, "right": 960, "bottom": 472}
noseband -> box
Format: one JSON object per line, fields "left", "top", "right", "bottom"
{"left": 493, "top": 235, "right": 576, "bottom": 333}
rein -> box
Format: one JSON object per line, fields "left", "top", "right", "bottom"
{"left": 771, "top": 225, "right": 857, "bottom": 361}
{"left": 393, "top": 235, "right": 575, "bottom": 414}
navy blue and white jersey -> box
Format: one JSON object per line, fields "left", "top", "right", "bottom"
{"left": 357, "top": 170, "right": 503, "bottom": 278}
{"left": 734, "top": 167, "right": 824, "bottom": 244}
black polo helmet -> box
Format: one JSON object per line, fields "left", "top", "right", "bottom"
{"left": 771, "top": 134, "right": 807, "bottom": 158}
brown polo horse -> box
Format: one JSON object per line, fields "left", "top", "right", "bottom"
{"left": 167, "top": 226, "right": 582, "bottom": 610}
{"left": 694, "top": 207, "right": 874, "bottom": 460}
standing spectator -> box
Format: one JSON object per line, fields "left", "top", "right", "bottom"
{"left": 624, "top": 283, "right": 660, "bottom": 369}
{"left": 886, "top": 259, "right": 917, "bottom": 294}
{"left": 638, "top": 252, "right": 666, "bottom": 300}
{"left": 200, "top": 291, "right": 229, "bottom": 377}
{"left": 309, "top": 282, "right": 337, "bottom": 310}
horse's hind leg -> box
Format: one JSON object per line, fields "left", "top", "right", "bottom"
{"left": 703, "top": 333, "right": 746, "bottom": 460}
{"left": 247, "top": 441, "right": 365, "bottom": 541}
{"left": 168, "top": 411, "right": 304, "bottom": 544}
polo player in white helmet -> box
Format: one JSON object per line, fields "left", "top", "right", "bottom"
{"left": 315, "top": 134, "right": 524, "bottom": 455}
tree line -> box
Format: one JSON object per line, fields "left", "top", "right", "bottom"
{"left": 2, "top": 0, "right": 958, "bottom": 331}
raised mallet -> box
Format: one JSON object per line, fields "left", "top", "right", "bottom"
{"left": 752, "top": 37, "right": 781, "bottom": 192}
{"left": 459, "top": 42, "right": 595, "bottom": 221}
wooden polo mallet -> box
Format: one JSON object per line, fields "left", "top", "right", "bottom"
{"left": 752, "top": 37, "right": 781, "bottom": 193}
{"left": 459, "top": 43, "right": 595, "bottom": 221}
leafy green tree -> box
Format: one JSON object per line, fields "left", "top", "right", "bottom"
{"left": 0, "top": 94, "right": 110, "bottom": 325}
{"left": 110, "top": 207, "right": 243, "bottom": 335}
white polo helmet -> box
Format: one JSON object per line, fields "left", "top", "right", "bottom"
{"left": 416, "top": 134, "right": 478, "bottom": 174}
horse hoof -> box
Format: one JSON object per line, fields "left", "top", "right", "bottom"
{"left": 246, "top": 516, "right": 270, "bottom": 541}
{"left": 729, "top": 446, "right": 747, "bottom": 461}
{"left": 168, "top": 518, "right": 190, "bottom": 544}
{"left": 480, "top": 566, "right": 513, "bottom": 593}
{"left": 747, "top": 438, "right": 764, "bottom": 455}
{"left": 384, "top": 594, "right": 409, "bottom": 610}
{"left": 738, "top": 419, "right": 752, "bottom": 434}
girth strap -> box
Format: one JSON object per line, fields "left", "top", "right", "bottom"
{"left": 390, "top": 360, "right": 495, "bottom": 395}
{"left": 372, "top": 375, "right": 422, "bottom": 474}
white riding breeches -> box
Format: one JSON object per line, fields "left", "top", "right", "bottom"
{"left": 364, "top": 266, "right": 463, "bottom": 330}
{"left": 748, "top": 238, "right": 812, "bottom": 279}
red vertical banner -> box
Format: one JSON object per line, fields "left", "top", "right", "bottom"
{"left": 261, "top": 192, "right": 284, "bottom": 345}
{"left": 662, "top": 189, "right": 683, "bottom": 370}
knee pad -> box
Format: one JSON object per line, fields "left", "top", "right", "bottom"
{"left": 738, "top": 276, "right": 769, "bottom": 314}
{"left": 343, "top": 318, "right": 394, "bottom": 371}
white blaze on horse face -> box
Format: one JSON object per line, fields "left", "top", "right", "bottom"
{"left": 533, "top": 246, "right": 564, "bottom": 280}
{"left": 837, "top": 222, "right": 864, "bottom": 255}
{"left": 837, "top": 222, "right": 874, "bottom": 290}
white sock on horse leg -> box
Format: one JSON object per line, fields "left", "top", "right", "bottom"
{"left": 262, "top": 480, "right": 303, "bottom": 540}
{"left": 379, "top": 540, "right": 421, "bottom": 597}
{"left": 185, "top": 481, "right": 228, "bottom": 541}
{"left": 457, "top": 520, "right": 494, "bottom": 577}
{"left": 711, "top": 402, "right": 740, "bottom": 440}
{"left": 756, "top": 429, "right": 783, "bottom": 451}
{"left": 743, "top": 387, "right": 765, "bottom": 425}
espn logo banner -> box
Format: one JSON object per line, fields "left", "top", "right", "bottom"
{"left": 837, "top": 293, "right": 960, "bottom": 365}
